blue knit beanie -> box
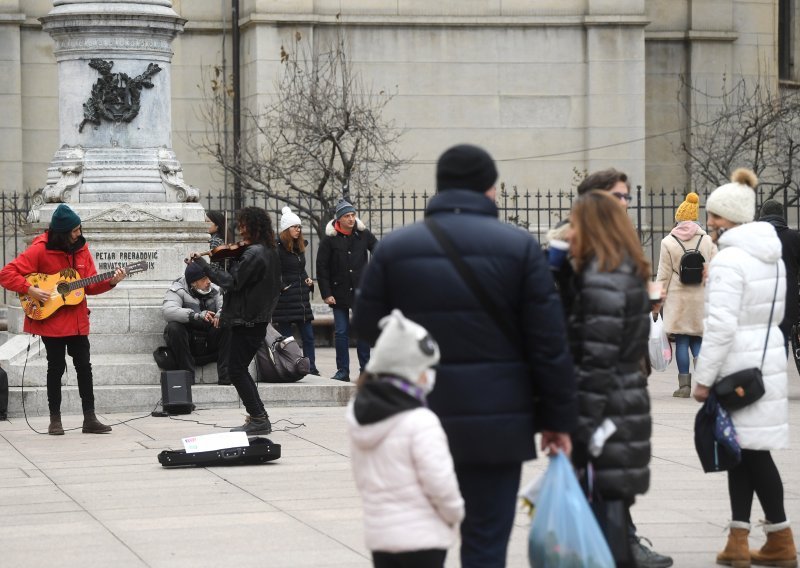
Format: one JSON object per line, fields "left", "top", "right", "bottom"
{"left": 335, "top": 198, "right": 356, "bottom": 220}
{"left": 49, "top": 204, "right": 81, "bottom": 233}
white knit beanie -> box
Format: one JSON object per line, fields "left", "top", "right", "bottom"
{"left": 278, "top": 206, "right": 302, "bottom": 233}
{"left": 705, "top": 168, "right": 758, "bottom": 225}
{"left": 365, "top": 310, "right": 440, "bottom": 385}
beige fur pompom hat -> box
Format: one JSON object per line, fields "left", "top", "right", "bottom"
{"left": 705, "top": 168, "right": 758, "bottom": 224}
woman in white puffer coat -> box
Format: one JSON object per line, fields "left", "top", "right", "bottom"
{"left": 693, "top": 168, "right": 797, "bottom": 568}
{"left": 347, "top": 310, "right": 464, "bottom": 568}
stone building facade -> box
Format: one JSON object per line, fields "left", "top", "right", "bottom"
{"left": 0, "top": 0, "right": 783, "bottom": 197}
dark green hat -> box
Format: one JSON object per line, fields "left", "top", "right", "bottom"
{"left": 49, "top": 204, "right": 81, "bottom": 233}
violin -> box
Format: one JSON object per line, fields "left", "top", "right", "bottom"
{"left": 186, "top": 241, "right": 251, "bottom": 263}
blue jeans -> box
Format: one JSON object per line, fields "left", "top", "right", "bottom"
{"left": 276, "top": 321, "right": 317, "bottom": 371}
{"left": 332, "top": 306, "right": 370, "bottom": 374}
{"left": 675, "top": 334, "right": 702, "bottom": 374}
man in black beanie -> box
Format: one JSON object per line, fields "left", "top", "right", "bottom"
{"left": 0, "top": 204, "right": 126, "bottom": 435}
{"left": 354, "top": 144, "right": 576, "bottom": 567}
{"left": 759, "top": 199, "right": 800, "bottom": 347}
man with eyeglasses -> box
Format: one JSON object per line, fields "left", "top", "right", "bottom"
{"left": 576, "top": 167, "right": 633, "bottom": 205}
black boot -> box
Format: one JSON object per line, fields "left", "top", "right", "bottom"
{"left": 82, "top": 411, "right": 112, "bottom": 434}
{"left": 230, "top": 414, "right": 272, "bottom": 435}
{"left": 48, "top": 414, "right": 64, "bottom": 436}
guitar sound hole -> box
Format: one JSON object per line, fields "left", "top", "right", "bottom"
{"left": 56, "top": 282, "right": 70, "bottom": 296}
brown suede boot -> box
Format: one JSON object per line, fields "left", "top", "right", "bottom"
{"left": 717, "top": 521, "right": 751, "bottom": 567}
{"left": 82, "top": 411, "right": 112, "bottom": 434}
{"left": 48, "top": 414, "right": 64, "bottom": 436}
{"left": 751, "top": 521, "right": 798, "bottom": 567}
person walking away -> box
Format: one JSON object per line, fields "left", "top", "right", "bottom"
{"left": 693, "top": 169, "right": 797, "bottom": 567}
{"left": 188, "top": 207, "right": 281, "bottom": 435}
{"left": 0, "top": 204, "right": 125, "bottom": 435}
{"left": 759, "top": 199, "right": 800, "bottom": 351}
{"left": 161, "top": 262, "right": 230, "bottom": 385}
{"left": 655, "top": 192, "right": 717, "bottom": 397}
{"left": 353, "top": 144, "right": 577, "bottom": 568}
{"left": 348, "top": 309, "right": 464, "bottom": 568}
{"left": 272, "top": 206, "right": 319, "bottom": 375}
{"left": 564, "top": 191, "right": 652, "bottom": 567}
{"left": 316, "top": 198, "right": 377, "bottom": 382}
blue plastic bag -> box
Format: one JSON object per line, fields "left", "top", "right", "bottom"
{"left": 528, "top": 452, "right": 614, "bottom": 567}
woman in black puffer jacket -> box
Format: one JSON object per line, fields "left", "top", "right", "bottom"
{"left": 272, "top": 207, "right": 318, "bottom": 375}
{"left": 566, "top": 191, "right": 652, "bottom": 563}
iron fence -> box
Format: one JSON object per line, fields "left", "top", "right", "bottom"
{"left": 1, "top": 187, "right": 798, "bottom": 303}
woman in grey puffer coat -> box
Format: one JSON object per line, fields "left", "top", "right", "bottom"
{"left": 564, "top": 191, "right": 652, "bottom": 566}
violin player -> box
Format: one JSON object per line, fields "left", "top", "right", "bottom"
{"left": 187, "top": 207, "right": 281, "bottom": 435}
{"left": 0, "top": 204, "right": 125, "bottom": 435}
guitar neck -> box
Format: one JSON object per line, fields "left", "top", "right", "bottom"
{"left": 67, "top": 269, "right": 117, "bottom": 291}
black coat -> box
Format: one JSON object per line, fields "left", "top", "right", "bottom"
{"left": 272, "top": 240, "right": 314, "bottom": 324}
{"left": 761, "top": 215, "right": 800, "bottom": 338}
{"left": 316, "top": 219, "right": 378, "bottom": 308}
{"left": 567, "top": 257, "right": 651, "bottom": 501}
{"left": 196, "top": 243, "right": 281, "bottom": 327}
{"left": 353, "top": 190, "right": 577, "bottom": 465}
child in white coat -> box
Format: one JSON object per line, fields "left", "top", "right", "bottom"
{"left": 347, "top": 309, "right": 464, "bottom": 568}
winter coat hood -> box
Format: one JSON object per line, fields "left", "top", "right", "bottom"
{"left": 718, "top": 221, "right": 782, "bottom": 264}
{"left": 670, "top": 221, "right": 705, "bottom": 241}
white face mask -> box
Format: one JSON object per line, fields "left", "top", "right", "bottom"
{"left": 420, "top": 369, "right": 436, "bottom": 394}
{"left": 193, "top": 285, "right": 211, "bottom": 295}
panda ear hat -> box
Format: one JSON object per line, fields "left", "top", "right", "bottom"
{"left": 365, "top": 309, "right": 440, "bottom": 385}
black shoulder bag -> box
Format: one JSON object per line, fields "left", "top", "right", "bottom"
{"left": 713, "top": 263, "right": 779, "bottom": 412}
{"left": 424, "top": 218, "right": 522, "bottom": 352}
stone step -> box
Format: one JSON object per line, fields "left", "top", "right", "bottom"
{"left": 6, "top": 376, "right": 355, "bottom": 418}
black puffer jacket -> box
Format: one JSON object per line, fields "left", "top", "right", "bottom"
{"left": 353, "top": 190, "right": 577, "bottom": 465}
{"left": 195, "top": 243, "right": 281, "bottom": 327}
{"left": 272, "top": 240, "right": 314, "bottom": 324}
{"left": 316, "top": 219, "right": 378, "bottom": 308}
{"left": 567, "top": 257, "right": 651, "bottom": 501}
{"left": 760, "top": 214, "right": 800, "bottom": 337}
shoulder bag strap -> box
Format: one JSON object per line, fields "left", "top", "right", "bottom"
{"left": 425, "top": 218, "right": 522, "bottom": 353}
{"left": 760, "top": 263, "right": 780, "bottom": 370}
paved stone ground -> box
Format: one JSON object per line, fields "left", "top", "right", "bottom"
{"left": 1, "top": 348, "right": 800, "bottom": 567}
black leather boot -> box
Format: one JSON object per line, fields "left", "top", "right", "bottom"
{"left": 82, "top": 411, "right": 112, "bottom": 434}
{"left": 230, "top": 414, "right": 272, "bottom": 435}
{"left": 48, "top": 414, "right": 64, "bottom": 436}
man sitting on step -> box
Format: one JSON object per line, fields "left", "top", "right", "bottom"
{"left": 161, "top": 263, "right": 230, "bottom": 385}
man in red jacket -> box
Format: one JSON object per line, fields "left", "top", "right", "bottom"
{"left": 0, "top": 204, "right": 125, "bottom": 435}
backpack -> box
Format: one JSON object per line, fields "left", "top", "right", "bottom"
{"left": 672, "top": 234, "right": 705, "bottom": 285}
{"left": 255, "top": 324, "right": 310, "bottom": 383}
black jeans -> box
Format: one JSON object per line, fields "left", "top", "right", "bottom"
{"left": 454, "top": 462, "right": 521, "bottom": 568}
{"left": 228, "top": 323, "right": 268, "bottom": 417}
{"left": 729, "top": 449, "right": 787, "bottom": 523}
{"left": 372, "top": 549, "right": 446, "bottom": 568}
{"left": 41, "top": 335, "right": 94, "bottom": 415}
{"left": 163, "top": 321, "right": 231, "bottom": 382}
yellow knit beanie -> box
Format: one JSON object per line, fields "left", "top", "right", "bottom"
{"left": 675, "top": 192, "right": 699, "bottom": 222}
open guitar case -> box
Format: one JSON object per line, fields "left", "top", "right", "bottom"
{"left": 158, "top": 437, "right": 281, "bottom": 468}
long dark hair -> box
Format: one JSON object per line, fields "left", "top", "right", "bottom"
{"left": 237, "top": 207, "right": 275, "bottom": 248}
{"left": 46, "top": 229, "right": 78, "bottom": 252}
{"left": 206, "top": 210, "right": 233, "bottom": 241}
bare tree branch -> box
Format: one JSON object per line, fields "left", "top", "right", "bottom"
{"left": 191, "top": 26, "right": 407, "bottom": 237}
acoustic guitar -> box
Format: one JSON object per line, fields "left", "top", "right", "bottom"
{"left": 19, "top": 261, "right": 149, "bottom": 321}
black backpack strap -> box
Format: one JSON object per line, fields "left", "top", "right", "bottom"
{"left": 671, "top": 234, "right": 688, "bottom": 252}
{"left": 425, "top": 218, "right": 522, "bottom": 352}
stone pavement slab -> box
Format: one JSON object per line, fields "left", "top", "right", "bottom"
{"left": 1, "top": 361, "right": 800, "bottom": 567}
